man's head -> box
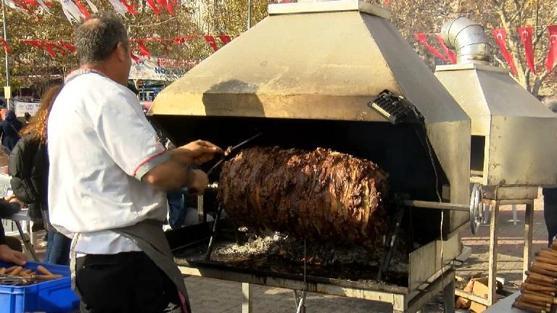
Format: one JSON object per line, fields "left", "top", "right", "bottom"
{"left": 75, "top": 13, "right": 131, "bottom": 85}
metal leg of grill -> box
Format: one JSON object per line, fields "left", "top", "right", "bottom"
{"left": 293, "top": 290, "right": 306, "bottom": 313}
{"left": 13, "top": 220, "right": 38, "bottom": 261}
{"left": 523, "top": 200, "right": 534, "bottom": 281}
{"left": 487, "top": 200, "right": 499, "bottom": 306}
{"left": 242, "top": 282, "right": 252, "bottom": 313}
{"left": 443, "top": 279, "right": 455, "bottom": 313}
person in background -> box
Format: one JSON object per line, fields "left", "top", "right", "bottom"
{"left": 9, "top": 84, "right": 70, "bottom": 264}
{"left": 543, "top": 99, "right": 557, "bottom": 245}
{"left": 0, "top": 110, "right": 22, "bottom": 152}
{"left": 48, "top": 14, "right": 222, "bottom": 313}
{"left": 23, "top": 112, "right": 32, "bottom": 125}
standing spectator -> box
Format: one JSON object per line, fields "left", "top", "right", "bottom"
{"left": 9, "top": 84, "right": 70, "bottom": 264}
{"left": 23, "top": 112, "right": 32, "bottom": 125}
{"left": 0, "top": 110, "right": 22, "bottom": 152}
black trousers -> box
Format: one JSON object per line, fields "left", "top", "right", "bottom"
{"left": 544, "top": 187, "right": 557, "bottom": 245}
{"left": 76, "top": 251, "right": 180, "bottom": 313}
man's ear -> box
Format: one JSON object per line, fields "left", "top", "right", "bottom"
{"left": 115, "top": 42, "right": 129, "bottom": 62}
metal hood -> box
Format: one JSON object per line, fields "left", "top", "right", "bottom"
{"left": 436, "top": 59, "right": 557, "bottom": 188}
{"left": 151, "top": 0, "right": 467, "bottom": 124}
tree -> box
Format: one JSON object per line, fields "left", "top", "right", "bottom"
{"left": 386, "top": 0, "right": 557, "bottom": 96}
{"left": 0, "top": 0, "right": 208, "bottom": 93}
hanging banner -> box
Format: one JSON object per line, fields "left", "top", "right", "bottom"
{"left": 14, "top": 100, "right": 41, "bottom": 117}
{"left": 518, "top": 26, "right": 536, "bottom": 74}
{"left": 492, "top": 28, "right": 517, "bottom": 76}
{"left": 414, "top": 32, "right": 448, "bottom": 62}
{"left": 129, "top": 57, "right": 188, "bottom": 81}
{"left": 546, "top": 25, "right": 557, "bottom": 72}
{"left": 435, "top": 34, "right": 456, "bottom": 64}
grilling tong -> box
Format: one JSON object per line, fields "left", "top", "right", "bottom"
{"left": 206, "top": 132, "right": 263, "bottom": 176}
{"left": 204, "top": 132, "right": 262, "bottom": 260}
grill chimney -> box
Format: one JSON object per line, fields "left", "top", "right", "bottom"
{"left": 441, "top": 17, "right": 490, "bottom": 64}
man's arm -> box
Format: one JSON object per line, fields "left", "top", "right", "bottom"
{"left": 0, "top": 204, "right": 26, "bottom": 265}
{"left": 142, "top": 140, "right": 222, "bottom": 192}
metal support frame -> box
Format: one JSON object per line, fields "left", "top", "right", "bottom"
{"left": 242, "top": 282, "right": 252, "bottom": 313}
{"left": 457, "top": 198, "right": 535, "bottom": 306}
{"left": 178, "top": 265, "right": 455, "bottom": 313}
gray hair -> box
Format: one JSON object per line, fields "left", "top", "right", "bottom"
{"left": 74, "top": 13, "right": 129, "bottom": 65}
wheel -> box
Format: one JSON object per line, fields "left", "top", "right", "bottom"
{"left": 469, "top": 184, "right": 482, "bottom": 234}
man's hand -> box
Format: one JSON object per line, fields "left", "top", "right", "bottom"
{"left": 0, "top": 244, "right": 26, "bottom": 266}
{"left": 187, "top": 169, "right": 209, "bottom": 194}
{"left": 175, "top": 140, "right": 223, "bottom": 165}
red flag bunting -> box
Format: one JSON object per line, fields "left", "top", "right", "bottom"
{"left": 58, "top": 41, "right": 76, "bottom": 53}
{"left": 165, "top": 0, "right": 176, "bottom": 15}
{"left": 492, "top": 28, "right": 517, "bottom": 76}
{"left": 517, "top": 26, "right": 536, "bottom": 74}
{"left": 120, "top": 0, "right": 137, "bottom": 15}
{"left": 435, "top": 34, "right": 456, "bottom": 64}
{"left": 204, "top": 36, "right": 218, "bottom": 51}
{"left": 218, "top": 35, "right": 231, "bottom": 45}
{"left": 546, "top": 25, "right": 557, "bottom": 72}
{"left": 72, "top": 0, "right": 90, "bottom": 18}
{"left": 414, "top": 32, "right": 449, "bottom": 62}
{"left": 146, "top": 0, "right": 161, "bottom": 15}
{"left": 0, "top": 39, "right": 10, "bottom": 53}
{"left": 136, "top": 40, "right": 151, "bottom": 58}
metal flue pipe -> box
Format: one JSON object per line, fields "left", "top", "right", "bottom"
{"left": 441, "top": 17, "right": 490, "bottom": 64}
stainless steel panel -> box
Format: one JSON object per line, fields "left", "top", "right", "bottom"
{"left": 487, "top": 116, "right": 557, "bottom": 186}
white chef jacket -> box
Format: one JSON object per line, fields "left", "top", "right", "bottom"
{"left": 47, "top": 71, "right": 169, "bottom": 254}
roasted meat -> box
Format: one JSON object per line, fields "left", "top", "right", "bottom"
{"left": 218, "top": 147, "right": 389, "bottom": 245}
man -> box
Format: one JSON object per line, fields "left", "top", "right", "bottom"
{"left": 48, "top": 14, "right": 222, "bottom": 313}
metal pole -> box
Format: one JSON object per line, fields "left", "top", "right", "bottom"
{"left": 1, "top": 0, "right": 10, "bottom": 109}
{"left": 247, "top": 0, "right": 252, "bottom": 30}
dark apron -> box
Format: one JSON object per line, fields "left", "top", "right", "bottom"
{"left": 70, "top": 220, "right": 191, "bottom": 313}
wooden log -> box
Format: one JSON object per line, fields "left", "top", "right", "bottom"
{"left": 516, "top": 295, "right": 552, "bottom": 310}
{"left": 523, "top": 282, "right": 557, "bottom": 295}
{"left": 538, "top": 250, "right": 557, "bottom": 261}
{"left": 536, "top": 256, "right": 557, "bottom": 266}
{"left": 521, "top": 290, "right": 557, "bottom": 304}
{"left": 531, "top": 265, "right": 557, "bottom": 278}
{"left": 513, "top": 300, "right": 548, "bottom": 313}
{"left": 527, "top": 272, "right": 557, "bottom": 285}
{"left": 525, "top": 277, "right": 557, "bottom": 288}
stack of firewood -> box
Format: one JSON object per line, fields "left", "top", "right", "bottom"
{"left": 514, "top": 243, "right": 557, "bottom": 312}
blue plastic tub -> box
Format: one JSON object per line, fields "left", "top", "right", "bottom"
{"left": 0, "top": 261, "right": 79, "bottom": 313}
